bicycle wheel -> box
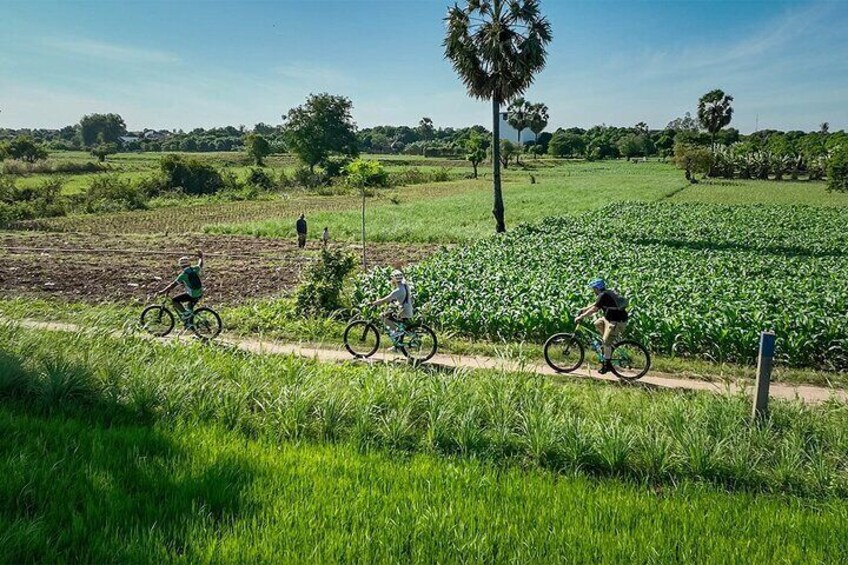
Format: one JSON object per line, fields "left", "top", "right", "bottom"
{"left": 140, "top": 305, "right": 174, "bottom": 337}
{"left": 191, "top": 307, "right": 222, "bottom": 340}
{"left": 399, "top": 324, "right": 437, "bottom": 364}
{"left": 343, "top": 320, "right": 380, "bottom": 358}
{"left": 543, "top": 333, "right": 585, "bottom": 373}
{"left": 610, "top": 340, "right": 651, "bottom": 381}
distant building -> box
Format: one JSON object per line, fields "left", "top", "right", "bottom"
{"left": 143, "top": 130, "right": 170, "bottom": 141}
{"left": 498, "top": 112, "right": 543, "bottom": 145}
{"left": 498, "top": 112, "right": 520, "bottom": 143}
{"left": 118, "top": 136, "right": 140, "bottom": 145}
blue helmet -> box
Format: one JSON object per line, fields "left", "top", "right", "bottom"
{"left": 588, "top": 278, "right": 606, "bottom": 291}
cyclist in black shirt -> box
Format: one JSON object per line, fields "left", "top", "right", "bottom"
{"left": 574, "top": 278, "right": 629, "bottom": 374}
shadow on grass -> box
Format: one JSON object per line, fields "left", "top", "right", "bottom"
{"left": 0, "top": 349, "right": 260, "bottom": 562}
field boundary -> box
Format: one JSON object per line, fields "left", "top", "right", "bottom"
{"left": 6, "top": 317, "right": 846, "bottom": 405}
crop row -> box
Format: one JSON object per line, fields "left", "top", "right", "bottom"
{"left": 355, "top": 203, "right": 848, "bottom": 369}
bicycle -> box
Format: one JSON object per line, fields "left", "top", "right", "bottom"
{"left": 343, "top": 308, "right": 438, "bottom": 364}
{"left": 543, "top": 319, "right": 651, "bottom": 381}
{"left": 139, "top": 296, "right": 222, "bottom": 341}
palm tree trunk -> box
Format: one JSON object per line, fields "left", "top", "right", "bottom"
{"left": 516, "top": 129, "right": 522, "bottom": 165}
{"left": 492, "top": 98, "right": 505, "bottom": 233}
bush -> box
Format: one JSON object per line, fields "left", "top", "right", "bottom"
{"left": 293, "top": 166, "right": 323, "bottom": 189}
{"left": 345, "top": 159, "right": 389, "bottom": 188}
{"left": 0, "top": 177, "right": 66, "bottom": 226}
{"left": 159, "top": 154, "right": 225, "bottom": 195}
{"left": 246, "top": 168, "right": 274, "bottom": 190}
{"left": 295, "top": 248, "right": 357, "bottom": 317}
{"left": 83, "top": 176, "right": 148, "bottom": 213}
{"left": 827, "top": 146, "right": 848, "bottom": 192}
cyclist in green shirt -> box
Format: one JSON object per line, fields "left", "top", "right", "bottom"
{"left": 157, "top": 250, "right": 204, "bottom": 326}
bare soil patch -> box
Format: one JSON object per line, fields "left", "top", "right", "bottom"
{"left": 0, "top": 231, "right": 436, "bottom": 305}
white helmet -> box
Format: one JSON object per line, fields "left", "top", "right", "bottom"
{"left": 178, "top": 256, "right": 192, "bottom": 267}
{"left": 390, "top": 269, "right": 404, "bottom": 281}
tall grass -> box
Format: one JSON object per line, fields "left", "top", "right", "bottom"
{"left": 1, "top": 324, "right": 846, "bottom": 497}
{"left": 3, "top": 411, "right": 847, "bottom": 563}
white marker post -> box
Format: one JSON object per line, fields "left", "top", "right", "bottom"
{"left": 752, "top": 331, "right": 776, "bottom": 421}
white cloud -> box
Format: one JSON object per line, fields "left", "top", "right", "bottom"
{"left": 43, "top": 38, "right": 180, "bottom": 65}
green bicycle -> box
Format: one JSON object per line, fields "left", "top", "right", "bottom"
{"left": 139, "top": 296, "right": 222, "bottom": 341}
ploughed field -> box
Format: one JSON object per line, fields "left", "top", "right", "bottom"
{"left": 0, "top": 232, "right": 434, "bottom": 304}
{"left": 356, "top": 202, "right": 848, "bottom": 371}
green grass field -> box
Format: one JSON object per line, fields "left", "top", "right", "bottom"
{"left": 4, "top": 412, "right": 846, "bottom": 563}
{"left": 2, "top": 325, "right": 847, "bottom": 562}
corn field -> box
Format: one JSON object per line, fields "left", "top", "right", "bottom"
{"left": 356, "top": 202, "right": 848, "bottom": 370}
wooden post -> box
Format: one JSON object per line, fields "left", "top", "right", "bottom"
{"left": 752, "top": 331, "right": 775, "bottom": 421}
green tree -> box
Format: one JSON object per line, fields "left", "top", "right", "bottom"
{"left": 827, "top": 145, "right": 848, "bottom": 192}
{"left": 444, "top": 0, "right": 552, "bottom": 233}
{"left": 547, "top": 131, "right": 585, "bottom": 158}
{"left": 283, "top": 93, "right": 359, "bottom": 173}
{"left": 90, "top": 142, "right": 118, "bottom": 163}
{"left": 666, "top": 112, "right": 699, "bottom": 132}
{"left": 697, "top": 89, "right": 734, "bottom": 149}
{"left": 617, "top": 134, "right": 646, "bottom": 159}
{"left": 3, "top": 136, "right": 48, "bottom": 163}
{"left": 78, "top": 113, "right": 127, "bottom": 147}
{"left": 528, "top": 102, "right": 549, "bottom": 143}
{"left": 417, "top": 117, "right": 434, "bottom": 157}
{"left": 506, "top": 97, "right": 532, "bottom": 163}
{"left": 674, "top": 142, "right": 713, "bottom": 182}
{"left": 465, "top": 132, "right": 487, "bottom": 178}
{"left": 245, "top": 133, "right": 272, "bottom": 166}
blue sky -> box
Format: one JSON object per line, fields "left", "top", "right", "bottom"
{"left": 1, "top": 0, "right": 846, "bottom": 132}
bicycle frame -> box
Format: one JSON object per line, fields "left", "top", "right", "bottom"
{"left": 351, "top": 307, "right": 414, "bottom": 345}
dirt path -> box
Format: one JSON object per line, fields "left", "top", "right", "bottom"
{"left": 10, "top": 318, "right": 846, "bottom": 405}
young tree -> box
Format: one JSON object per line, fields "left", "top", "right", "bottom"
{"left": 4, "top": 136, "right": 48, "bottom": 163}
{"left": 245, "top": 133, "right": 271, "bottom": 166}
{"left": 417, "top": 117, "right": 434, "bottom": 157}
{"left": 465, "top": 132, "right": 487, "bottom": 178}
{"left": 90, "top": 142, "right": 118, "bottom": 163}
{"left": 528, "top": 102, "right": 549, "bottom": 143}
{"left": 283, "top": 93, "right": 359, "bottom": 173}
{"left": 506, "top": 97, "right": 531, "bottom": 163}
{"left": 498, "top": 139, "right": 517, "bottom": 169}
{"left": 697, "top": 89, "right": 734, "bottom": 149}
{"left": 444, "top": 0, "right": 552, "bottom": 233}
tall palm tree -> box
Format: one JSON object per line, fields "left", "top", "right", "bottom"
{"left": 697, "top": 89, "right": 734, "bottom": 150}
{"left": 444, "top": 0, "right": 552, "bottom": 233}
{"left": 528, "top": 102, "right": 549, "bottom": 143}
{"left": 418, "top": 117, "right": 434, "bottom": 157}
{"left": 507, "top": 97, "right": 531, "bottom": 162}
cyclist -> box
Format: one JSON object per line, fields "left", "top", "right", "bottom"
{"left": 369, "top": 269, "right": 413, "bottom": 345}
{"left": 574, "top": 278, "right": 628, "bottom": 374}
{"left": 157, "top": 250, "right": 204, "bottom": 327}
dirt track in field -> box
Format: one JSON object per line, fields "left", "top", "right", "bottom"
{"left": 0, "top": 232, "right": 437, "bottom": 305}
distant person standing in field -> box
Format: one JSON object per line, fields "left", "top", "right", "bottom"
{"left": 296, "top": 214, "right": 307, "bottom": 248}
{"left": 322, "top": 227, "right": 330, "bottom": 248}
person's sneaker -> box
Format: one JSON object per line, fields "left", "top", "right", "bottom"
{"left": 598, "top": 361, "right": 612, "bottom": 374}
